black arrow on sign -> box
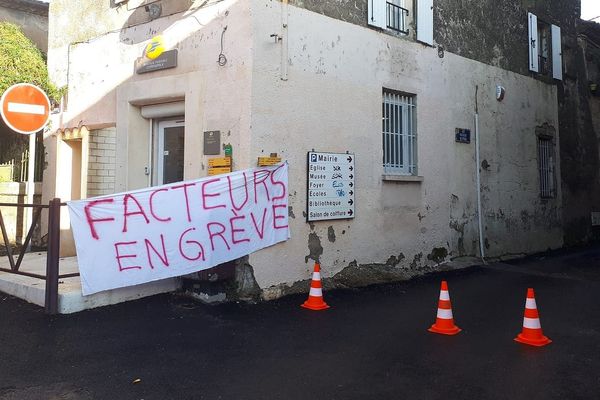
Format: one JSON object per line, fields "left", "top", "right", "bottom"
{"left": 349, "top": 190, "right": 354, "bottom": 196}
{"left": 349, "top": 166, "right": 354, "bottom": 171}
{"left": 349, "top": 174, "right": 354, "bottom": 179}
{"left": 349, "top": 182, "right": 354, "bottom": 187}
{"left": 348, "top": 199, "right": 354, "bottom": 205}
{"left": 348, "top": 209, "right": 354, "bottom": 216}
{"left": 347, "top": 156, "right": 353, "bottom": 162}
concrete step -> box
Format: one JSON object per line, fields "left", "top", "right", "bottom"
{"left": 0, "top": 252, "right": 181, "bottom": 313}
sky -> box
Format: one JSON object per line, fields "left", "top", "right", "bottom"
{"left": 582, "top": 0, "right": 600, "bottom": 21}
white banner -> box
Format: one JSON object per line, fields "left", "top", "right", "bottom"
{"left": 68, "top": 163, "right": 289, "bottom": 295}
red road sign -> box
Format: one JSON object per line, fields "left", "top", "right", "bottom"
{"left": 0, "top": 83, "right": 51, "bottom": 135}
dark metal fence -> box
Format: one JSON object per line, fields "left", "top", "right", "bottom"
{"left": 0, "top": 198, "right": 78, "bottom": 314}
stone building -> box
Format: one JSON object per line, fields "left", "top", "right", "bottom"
{"left": 42, "top": 0, "right": 596, "bottom": 300}
{"left": 566, "top": 18, "right": 600, "bottom": 244}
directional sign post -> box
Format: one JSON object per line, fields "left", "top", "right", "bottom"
{"left": 307, "top": 151, "right": 355, "bottom": 222}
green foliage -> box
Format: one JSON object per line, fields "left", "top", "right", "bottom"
{"left": 0, "top": 22, "right": 63, "bottom": 101}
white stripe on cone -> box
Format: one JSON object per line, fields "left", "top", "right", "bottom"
{"left": 312, "top": 272, "right": 321, "bottom": 280}
{"left": 436, "top": 308, "right": 453, "bottom": 319}
{"left": 523, "top": 317, "right": 541, "bottom": 329}
{"left": 525, "top": 298, "right": 537, "bottom": 309}
{"left": 439, "top": 290, "right": 450, "bottom": 301}
{"left": 309, "top": 287, "right": 323, "bottom": 297}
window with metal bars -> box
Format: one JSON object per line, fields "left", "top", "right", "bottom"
{"left": 537, "top": 136, "right": 556, "bottom": 198}
{"left": 382, "top": 90, "right": 416, "bottom": 175}
{"left": 368, "top": 0, "right": 410, "bottom": 36}
{"left": 386, "top": 0, "right": 409, "bottom": 34}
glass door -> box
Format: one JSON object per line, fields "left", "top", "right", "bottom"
{"left": 157, "top": 119, "right": 185, "bottom": 185}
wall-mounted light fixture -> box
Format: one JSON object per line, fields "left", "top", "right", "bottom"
{"left": 496, "top": 85, "right": 506, "bottom": 101}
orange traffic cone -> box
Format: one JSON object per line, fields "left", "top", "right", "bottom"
{"left": 514, "top": 288, "right": 552, "bottom": 347}
{"left": 301, "top": 263, "right": 330, "bottom": 311}
{"left": 428, "top": 281, "right": 461, "bottom": 335}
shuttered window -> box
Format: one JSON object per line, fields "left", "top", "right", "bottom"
{"left": 417, "top": 0, "right": 433, "bottom": 45}
{"left": 368, "top": 0, "right": 387, "bottom": 29}
{"left": 528, "top": 12, "right": 562, "bottom": 80}
{"left": 528, "top": 13, "right": 539, "bottom": 72}
{"left": 382, "top": 90, "right": 416, "bottom": 175}
{"left": 551, "top": 24, "right": 563, "bottom": 80}
{"left": 368, "top": 0, "right": 411, "bottom": 36}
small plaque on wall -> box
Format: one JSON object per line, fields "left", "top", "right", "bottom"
{"left": 204, "top": 131, "right": 221, "bottom": 155}
{"left": 136, "top": 49, "right": 178, "bottom": 74}
{"left": 455, "top": 128, "right": 471, "bottom": 144}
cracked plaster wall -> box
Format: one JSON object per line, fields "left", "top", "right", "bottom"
{"left": 432, "top": 0, "right": 600, "bottom": 246}
{"left": 249, "top": 0, "right": 562, "bottom": 294}
{"left": 285, "top": 0, "right": 600, "bottom": 248}
{"left": 45, "top": 0, "right": 567, "bottom": 300}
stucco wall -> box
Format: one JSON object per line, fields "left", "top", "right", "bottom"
{"left": 282, "top": 0, "right": 600, "bottom": 248}
{"left": 45, "top": 0, "right": 564, "bottom": 298}
{"left": 46, "top": 0, "right": 254, "bottom": 193}
{"left": 248, "top": 0, "right": 562, "bottom": 293}
{"left": 0, "top": 0, "right": 48, "bottom": 53}
{"left": 432, "top": 0, "right": 600, "bottom": 246}
{"left": 282, "top": 0, "right": 580, "bottom": 79}
{"left": 434, "top": 0, "right": 580, "bottom": 76}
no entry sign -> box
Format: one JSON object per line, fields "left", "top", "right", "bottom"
{"left": 0, "top": 83, "right": 50, "bottom": 135}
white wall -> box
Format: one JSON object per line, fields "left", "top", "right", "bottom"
{"left": 247, "top": 0, "right": 562, "bottom": 292}
{"left": 46, "top": 0, "right": 255, "bottom": 192}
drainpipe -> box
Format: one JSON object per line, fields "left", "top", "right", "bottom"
{"left": 281, "top": 0, "right": 288, "bottom": 81}
{"left": 474, "top": 85, "right": 486, "bottom": 262}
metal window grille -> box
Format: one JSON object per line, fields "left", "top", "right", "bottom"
{"left": 382, "top": 91, "right": 416, "bottom": 175}
{"left": 537, "top": 137, "right": 556, "bottom": 198}
{"left": 386, "top": 0, "right": 409, "bottom": 34}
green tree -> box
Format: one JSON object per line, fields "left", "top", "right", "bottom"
{"left": 0, "top": 21, "right": 61, "bottom": 99}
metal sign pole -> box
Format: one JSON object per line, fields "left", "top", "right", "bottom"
{"left": 26, "top": 132, "right": 36, "bottom": 250}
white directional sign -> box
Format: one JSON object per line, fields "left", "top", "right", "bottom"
{"left": 307, "top": 151, "right": 355, "bottom": 222}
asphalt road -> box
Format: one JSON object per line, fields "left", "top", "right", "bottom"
{"left": 1, "top": 247, "right": 599, "bottom": 400}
